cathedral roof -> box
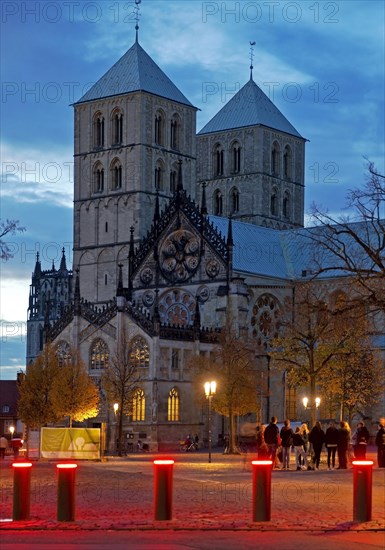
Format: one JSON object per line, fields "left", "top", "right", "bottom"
{"left": 198, "top": 78, "right": 303, "bottom": 138}
{"left": 75, "top": 41, "right": 194, "bottom": 107}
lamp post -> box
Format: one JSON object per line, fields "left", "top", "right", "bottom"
{"left": 302, "top": 396, "right": 321, "bottom": 426}
{"left": 113, "top": 403, "right": 119, "bottom": 455}
{"left": 204, "top": 381, "right": 216, "bottom": 463}
{"left": 9, "top": 426, "right": 15, "bottom": 439}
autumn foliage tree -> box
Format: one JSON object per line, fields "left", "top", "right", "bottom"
{"left": 51, "top": 350, "right": 99, "bottom": 427}
{"left": 192, "top": 319, "right": 261, "bottom": 454}
{"left": 18, "top": 343, "right": 61, "bottom": 428}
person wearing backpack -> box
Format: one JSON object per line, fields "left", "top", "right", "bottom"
{"left": 264, "top": 416, "right": 279, "bottom": 467}
{"left": 352, "top": 422, "right": 370, "bottom": 459}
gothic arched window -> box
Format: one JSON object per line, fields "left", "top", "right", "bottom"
{"left": 283, "top": 191, "right": 290, "bottom": 218}
{"left": 110, "top": 158, "right": 122, "bottom": 190}
{"left": 93, "top": 163, "right": 104, "bottom": 193}
{"left": 155, "top": 160, "right": 164, "bottom": 191}
{"left": 283, "top": 145, "right": 292, "bottom": 179}
{"left": 170, "top": 169, "right": 177, "bottom": 193}
{"left": 130, "top": 336, "right": 150, "bottom": 368}
{"left": 230, "top": 187, "right": 240, "bottom": 214}
{"left": 214, "top": 189, "right": 223, "bottom": 215}
{"left": 170, "top": 114, "right": 180, "bottom": 150}
{"left": 56, "top": 340, "right": 71, "bottom": 367}
{"left": 232, "top": 142, "right": 241, "bottom": 173}
{"left": 271, "top": 141, "right": 280, "bottom": 176}
{"left": 168, "top": 387, "right": 180, "bottom": 422}
{"left": 213, "top": 144, "right": 224, "bottom": 176}
{"left": 132, "top": 388, "right": 145, "bottom": 421}
{"left": 90, "top": 338, "right": 109, "bottom": 370}
{"left": 155, "top": 111, "right": 165, "bottom": 145}
{"left": 111, "top": 109, "right": 123, "bottom": 145}
{"left": 93, "top": 112, "right": 105, "bottom": 148}
{"left": 271, "top": 189, "right": 278, "bottom": 216}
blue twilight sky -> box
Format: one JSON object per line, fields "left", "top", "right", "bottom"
{"left": 1, "top": 0, "right": 384, "bottom": 379}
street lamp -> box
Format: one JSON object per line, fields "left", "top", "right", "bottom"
{"left": 9, "top": 426, "right": 15, "bottom": 439}
{"left": 302, "top": 397, "right": 321, "bottom": 425}
{"left": 113, "top": 403, "right": 119, "bottom": 416}
{"left": 204, "top": 381, "right": 216, "bottom": 464}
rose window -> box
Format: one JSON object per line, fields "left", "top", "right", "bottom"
{"left": 159, "top": 229, "right": 200, "bottom": 283}
{"left": 159, "top": 289, "right": 196, "bottom": 326}
{"left": 250, "top": 294, "right": 280, "bottom": 348}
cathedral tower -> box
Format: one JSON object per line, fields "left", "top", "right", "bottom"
{"left": 72, "top": 38, "right": 197, "bottom": 304}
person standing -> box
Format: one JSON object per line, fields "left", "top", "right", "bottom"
{"left": 0, "top": 436, "right": 8, "bottom": 459}
{"left": 375, "top": 419, "right": 385, "bottom": 468}
{"left": 309, "top": 421, "right": 325, "bottom": 470}
{"left": 293, "top": 427, "right": 310, "bottom": 470}
{"left": 353, "top": 422, "right": 370, "bottom": 459}
{"left": 325, "top": 421, "right": 339, "bottom": 470}
{"left": 280, "top": 419, "right": 294, "bottom": 470}
{"left": 299, "top": 423, "right": 309, "bottom": 467}
{"left": 264, "top": 416, "right": 279, "bottom": 467}
{"left": 337, "top": 421, "right": 350, "bottom": 469}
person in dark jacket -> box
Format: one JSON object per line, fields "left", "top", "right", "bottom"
{"left": 264, "top": 416, "right": 279, "bottom": 467}
{"left": 375, "top": 419, "right": 385, "bottom": 468}
{"left": 352, "top": 422, "right": 370, "bottom": 459}
{"left": 309, "top": 421, "right": 325, "bottom": 470}
{"left": 280, "top": 419, "right": 294, "bottom": 470}
{"left": 293, "top": 427, "right": 310, "bottom": 470}
{"left": 325, "top": 420, "right": 339, "bottom": 469}
{"left": 337, "top": 421, "right": 350, "bottom": 469}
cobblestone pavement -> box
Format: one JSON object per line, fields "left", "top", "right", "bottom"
{"left": 1, "top": 449, "right": 384, "bottom": 539}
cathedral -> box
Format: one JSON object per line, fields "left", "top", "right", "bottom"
{"left": 26, "top": 31, "right": 383, "bottom": 451}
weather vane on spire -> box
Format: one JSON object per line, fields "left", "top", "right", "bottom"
{"left": 134, "top": 0, "right": 142, "bottom": 43}
{"left": 249, "top": 41, "right": 256, "bottom": 80}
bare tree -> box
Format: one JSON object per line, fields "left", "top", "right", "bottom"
{"left": 0, "top": 219, "right": 26, "bottom": 260}
{"left": 308, "top": 162, "right": 385, "bottom": 312}
{"left": 102, "top": 329, "right": 143, "bottom": 456}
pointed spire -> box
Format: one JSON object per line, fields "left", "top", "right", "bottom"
{"left": 59, "top": 247, "right": 67, "bottom": 272}
{"left": 117, "top": 264, "right": 123, "bottom": 295}
{"left": 51, "top": 260, "right": 56, "bottom": 272}
{"left": 193, "top": 296, "right": 201, "bottom": 331}
{"left": 201, "top": 182, "right": 207, "bottom": 216}
{"left": 227, "top": 216, "right": 234, "bottom": 247}
{"left": 33, "top": 252, "right": 41, "bottom": 277}
{"left": 249, "top": 41, "right": 256, "bottom": 80}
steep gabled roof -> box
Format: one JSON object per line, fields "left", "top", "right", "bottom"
{"left": 75, "top": 41, "right": 194, "bottom": 107}
{"left": 198, "top": 78, "right": 303, "bottom": 138}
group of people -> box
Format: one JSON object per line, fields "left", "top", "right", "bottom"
{"left": 258, "top": 416, "right": 385, "bottom": 470}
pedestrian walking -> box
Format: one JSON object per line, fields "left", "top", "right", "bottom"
{"left": 337, "top": 421, "right": 350, "bottom": 469}
{"left": 375, "top": 419, "right": 385, "bottom": 468}
{"left": 325, "top": 421, "right": 338, "bottom": 470}
{"left": 264, "top": 416, "right": 279, "bottom": 467}
{"left": 309, "top": 421, "right": 325, "bottom": 470}
{"left": 293, "top": 427, "right": 310, "bottom": 470}
{"left": 352, "top": 421, "right": 370, "bottom": 459}
{"left": 0, "top": 435, "right": 8, "bottom": 459}
{"left": 280, "top": 419, "right": 294, "bottom": 470}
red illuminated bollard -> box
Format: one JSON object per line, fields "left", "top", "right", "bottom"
{"left": 12, "top": 462, "right": 32, "bottom": 520}
{"left": 252, "top": 460, "right": 273, "bottom": 522}
{"left": 57, "top": 464, "right": 78, "bottom": 521}
{"left": 352, "top": 460, "right": 373, "bottom": 522}
{"left": 154, "top": 459, "right": 174, "bottom": 521}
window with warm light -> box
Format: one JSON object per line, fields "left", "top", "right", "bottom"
{"left": 132, "top": 388, "right": 145, "bottom": 421}
{"left": 130, "top": 336, "right": 150, "bottom": 368}
{"left": 168, "top": 387, "right": 180, "bottom": 422}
